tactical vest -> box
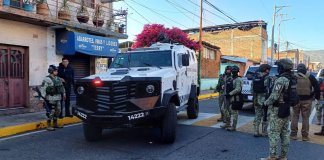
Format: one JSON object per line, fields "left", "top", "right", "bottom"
{"left": 46, "top": 76, "right": 64, "bottom": 96}
{"left": 225, "top": 77, "right": 234, "bottom": 94}
{"left": 296, "top": 72, "right": 311, "bottom": 96}
{"left": 253, "top": 72, "right": 266, "bottom": 93}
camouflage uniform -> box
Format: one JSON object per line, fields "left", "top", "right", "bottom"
{"left": 41, "top": 74, "right": 65, "bottom": 130}
{"left": 225, "top": 76, "right": 242, "bottom": 131}
{"left": 215, "top": 73, "right": 228, "bottom": 122}
{"left": 262, "top": 59, "right": 292, "bottom": 160}
{"left": 220, "top": 74, "right": 233, "bottom": 129}
{"left": 315, "top": 100, "right": 323, "bottom": 125}
{"left": 252, "top": 72, "right": 271, "bottom": 136}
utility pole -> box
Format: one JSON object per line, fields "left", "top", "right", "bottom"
{"left": 270, "top": 5, "right": 289, "bottom": 64}
{"left": 285, "top": 41, "right": 289, "bottom": 58}
{"left": 277, "top": 14, "right": 294, "bottom": 60}
{"left": 198, "top": 0, "right": 203, "bottom": 87}
{"left": 277, "top": 14, "right": 286, "bottom": 60}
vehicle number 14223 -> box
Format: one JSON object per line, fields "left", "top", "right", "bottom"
{"left": 128, "top": 112, "right": 145, "bottom": 120}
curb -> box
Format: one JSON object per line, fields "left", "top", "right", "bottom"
{"left": 0, "top": 117, "right": 81, "bottom": 138}
{"left": 0, "top": 93, "right": 219, "bottom": 138}
{"left": 198, "top": 93, "right": 219, "bottom": 100}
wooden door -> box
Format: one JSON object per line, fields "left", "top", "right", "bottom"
{"left": 0, "top": 45, "right": 25, "bottom": 108}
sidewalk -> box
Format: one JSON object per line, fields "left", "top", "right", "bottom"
{"left": 0, "top": 90, "right": 218, "bottom": 138}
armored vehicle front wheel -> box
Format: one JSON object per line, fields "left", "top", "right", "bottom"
{"left": 83, "top": 123, "right": 102, "bottom": 142}
{"left": 187, "top": 97, "right": 199, "bottom": 119}
{"left": 160, "top": 102, "right": 177, "bottom": 143}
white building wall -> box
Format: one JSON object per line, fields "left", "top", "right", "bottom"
{"left": 0, "top": 19, "right": 60, "bottom": 86}
{"left": 47, "top": 28, "right": 63, "bottom": 72}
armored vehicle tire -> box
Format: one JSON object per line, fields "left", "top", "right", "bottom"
{"left": 187, "top": 97, "right": 199, "bottom": 119}
{"left": 83, "top": 123, "right": 102, "bottom": 142}
{"left": 160, "top": 102, "right": 177, "bottom": 144}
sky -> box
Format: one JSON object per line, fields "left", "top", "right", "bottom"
{"left": 113, "top": 0, "right": 324, "bottom": 51}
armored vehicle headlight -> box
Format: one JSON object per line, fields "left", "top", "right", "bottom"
{"left": 146, "top": 85, "right": 155, "bottom": 94}
{"left": 77, "top": 86, "right": 85, "bottom": 95}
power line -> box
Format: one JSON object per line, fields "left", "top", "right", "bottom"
{"left": 124, "top": 1, "right": 151, "bottom": 24}
{"left": 164, "top": 0, "right": 200, "bottom": 26}
{"left": 186, "top": 0, "right": 232, "bottom": 24}
{"left": 165, "top": 0, "right": 216, "bottom": 26}
{"left": 128, "top": 15, "right": 146, "bottom": 25}
{"left": 203, "top": 0, "right": 239, "bottom": 23}
{"left": 129, "top": 0, "right": 189, "bottom": 28}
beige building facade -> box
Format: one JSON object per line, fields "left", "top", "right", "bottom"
{"left": 184, "top": 21, "right": 268, "bottom": 63}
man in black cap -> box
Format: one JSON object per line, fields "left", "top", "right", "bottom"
{"left": 291, "top": 63, "right": 320, "bottom": 141}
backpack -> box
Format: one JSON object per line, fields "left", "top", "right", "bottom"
{"left": 296, "top": 72, "right": 312, "bottom": 96}
{"left": 277, "top": 73, "right": 299, "bottom": 118}
{"left": 252, "top": 72, "right": 266, "bottom": 93}
{"left": 283, "top": 73, "right": 299, "bottom": 106}
{"left": 225, "top": 77, "right": 234, "bottom": 94}
{"left": 231, "top": 77, "right": 243, "bottom": 110}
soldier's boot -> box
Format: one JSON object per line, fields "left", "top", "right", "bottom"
{"left": 53, "top": 120, "right": 63, "bottom": 129}
{"left": 46, "top": 120, "right": 55, "bottom": 131}
{"left": 220, "top": 117, "right": 231, "bottom": 129}
{"left": 314, "top": 126, "right": 324, "bottom": 136}
{"left": 253, "top": 125, "right": 261, "bottom": 137}
{"left": 227, "top": 120, "right": 237, "bottom": 131}
{"left": 220, "top": 123, "right": 230, "bottom": 129}
{"left": 261, "top": 122, "right": 268, "bottom": 136}
{"left": 217, "top": 116, "right": 224, "bottom": 122}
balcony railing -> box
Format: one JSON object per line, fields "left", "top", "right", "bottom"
{"left": 0, "top": 0, "right": 127, "bottom": 35}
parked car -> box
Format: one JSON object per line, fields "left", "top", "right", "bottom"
{"left": 241, "top": 65, "right": 278, "bottom": 102}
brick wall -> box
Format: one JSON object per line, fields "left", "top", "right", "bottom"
{"left": 189, "top": 27, "right": 267, "bottom": 62}
{"left": 201, "top": 49, "right": 221, "bottom": 78}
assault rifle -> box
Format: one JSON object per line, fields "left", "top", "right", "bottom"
{"left": 32, "top": 87, "right": 52, "bottom": 119}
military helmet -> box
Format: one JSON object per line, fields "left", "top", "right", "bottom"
{"left": 225, "top": 65, "right": 232, "bottom": 71}
{"left": 231, "top": 65, "right": 240, "bottom": 72}
{"left": 48, "top": 65, "right": 58, "bottom": 74}
{"left": 259, "top": 64, "right": 272, "bottom": 72}
{"left": 276, "top": 59, "right": 293, "bottom": 70}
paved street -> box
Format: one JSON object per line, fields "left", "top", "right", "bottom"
{"left": 0, "top": 98, "right": 323, "bottom": 160}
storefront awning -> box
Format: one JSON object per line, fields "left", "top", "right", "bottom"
{"left": 56, "top": 31, "right": 119, "bottom": 57}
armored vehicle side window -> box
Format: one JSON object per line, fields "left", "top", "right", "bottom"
{"left": 110, "top": 50, "right": 172, "bottom": 68}
{"left": 178, "top": 53, "right": 183, "bottom": 67}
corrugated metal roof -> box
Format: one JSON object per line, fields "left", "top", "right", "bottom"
{"left": 221, "top": 56, "right": 247, "bottom": 63}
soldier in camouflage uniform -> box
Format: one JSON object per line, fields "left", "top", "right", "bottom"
{"left": 222, "top": 65, "right": 242, "bottom": 131}
{"left": 315, "top": 100, "right": 323, "bottom": 125}
{"left": 41, "top": 65, "right": 66, "bottom": 131}
{"left": 251, "top": 64, "right": 271, "bottom": 137}
{"left": 215, "top": 66, "right": 232, "bottom": 122}
{"left": 261, "top": 59, "right": 293, "bottom": 160}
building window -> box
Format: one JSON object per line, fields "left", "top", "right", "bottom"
{"left": 210, "top": 51, "right": 215, "bottom": 60}
{"left": 203, "top": 48, "right": 209, "bottom": 59}
{"left": 203, "top": 48, "right": 216, "bottom": 60}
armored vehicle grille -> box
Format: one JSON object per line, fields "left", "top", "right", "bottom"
{"left": 96, "top": 82, "right": 137, "bottom": 112}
